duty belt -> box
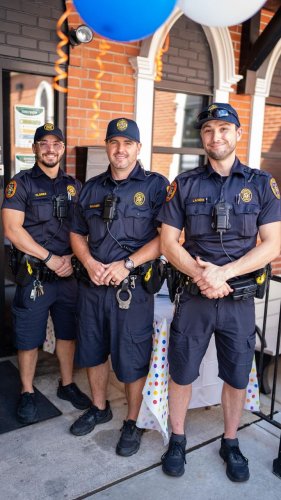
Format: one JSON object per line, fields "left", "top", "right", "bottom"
{"left": 10, "top": 248, "right": 61, "bottom": 285}
{"left": 178, "top": 274, "right": 257, "bottom": 301}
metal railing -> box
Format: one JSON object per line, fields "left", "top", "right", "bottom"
{"left": 254, "top": 274, "right": 281, "bottom": 478}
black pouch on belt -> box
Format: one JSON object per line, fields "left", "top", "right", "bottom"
{"left": 229, "top": 276, "right": 257, "bottom": 301}
{"left": 142, "top": 258, "right": 166, "bottom": 294}
{"left": 15, "top": 254, "right": 35, "bottom": 286}
{"left": 254, "top": 264, "right": 271, "bottom": 299}
{"left": 71, "top": 256, "right": 91, "bottom": 285}
{"left": 166, "top": 263, "right": 182, "bottom": 302}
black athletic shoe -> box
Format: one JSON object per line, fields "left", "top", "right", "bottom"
{"left": 57, "top": 381, "right": 92, "bottom": 410}
{"left": 116, "top": 419, "right": 144, "bottom": 457}
{"left": 70, "top": 401, "right": 112, "bottom": 436}
{"left": 17, "top": 392, "right": 39, "bottom": 425}
{"left": 219, "top": 437, "right": 250, "bottom": 482}
{"left": 161, "top": 434, "right": 187, "bottom": 477}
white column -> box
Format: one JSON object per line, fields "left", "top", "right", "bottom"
{"left": 130, "top": 56, "right": 155, "bottom": 170}
{"left": 248, "top": 86, "right": 266, "bottom": 169}
{"left": 213, "top": 89, "right": 230, "bottom": 102}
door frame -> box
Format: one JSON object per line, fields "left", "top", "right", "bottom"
{"left": 0, "top": 58, "right": 66, "bottom": 350}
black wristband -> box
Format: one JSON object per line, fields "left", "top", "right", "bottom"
{"left": 42, "top": 252, "right": 53, "bottom": 264}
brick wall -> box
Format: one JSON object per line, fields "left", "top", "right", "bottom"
{"left": 161, "top": 14, "right": 213, "bottom": 87}
{"left": 66, "top": 2, "right": 140, "bottom": 175}
{"left": 0, "top": 0, "right": 60, "bottom": 63}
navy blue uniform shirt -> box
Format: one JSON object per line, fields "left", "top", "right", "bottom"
{"left": 157, "top": 158, "right": 281, "bottom": 265}
{"left": 2, "top": 163, "right": 82, "bottom": 255}
{"left": 71, "top": 162, "right": 169, "bottom": 263}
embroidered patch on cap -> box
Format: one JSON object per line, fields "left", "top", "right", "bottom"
{"left": 270, "top": 178, "right": 280, "bottom": 199}
{"left": 134, "top": 192, "right": 145, "bottom": 206}
{"left": 116, "top": 119, "right": 128, "bottom": 131}
{"left": 5, "top": 180, "right": 17, "bottom": 198}
{"left": 208, "top": 104, "right": 217, "bottom": 111}
{"left": 166, "top": 181, "right": 177, "bottom": 202}
{"left": 44, "top": 123, "right": 55, "bottom": 131}
{"left": 67, "top": 185, "right": 76, "bottom": 197}
{"left": 240, "top": 188, "right": 252, "bottom": 203}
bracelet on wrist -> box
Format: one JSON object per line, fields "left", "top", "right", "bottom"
{"left": 42, "top": 252, "right": 53, "bottom": 264}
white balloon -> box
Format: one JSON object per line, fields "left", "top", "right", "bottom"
{"left": 178, "top": 0, "right": 267, "bottom": 27}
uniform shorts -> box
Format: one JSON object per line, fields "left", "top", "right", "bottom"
{"left": 75, "top": 279, "right": 154, "bottom": 384}
{"left": 12, "top": 277, "right": 78, "bottom": 350}
{"left": 169, "top": 290, "right": 256, "bottom": 390}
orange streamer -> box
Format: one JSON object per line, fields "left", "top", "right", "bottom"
{"left": 91, "top": 39, "right": 111, "bottom": 138}
{"left": 155, "top": 34, "right": 170, "bottom": 82}
{"left": 53, "top": 8, "right": 72, "bottom": 93}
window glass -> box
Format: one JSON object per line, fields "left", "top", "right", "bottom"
{"left": 151, "top": 153, "right": 204, "bottom": 181}
{"left": 152, "top": 90, "right": 208, "bottom": 179}
{"left": 153, "top": 91, "right": 205, "bottom": 148}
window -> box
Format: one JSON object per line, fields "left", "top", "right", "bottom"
{"left": 151, "top": 90, "right": 209, "bottom": 180}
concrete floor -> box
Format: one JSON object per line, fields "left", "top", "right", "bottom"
{"left": 0, "top": 352, "right": 281, "bottom": 500}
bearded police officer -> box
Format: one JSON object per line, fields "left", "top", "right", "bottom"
{"left": 69, "top": 118, "right": 168, "bottom": 456}
{"left": 1, "top": 123, "right": 91, "bottom": 425}
{"left": 158, "top": 103, "right": 281, "bottom": 481}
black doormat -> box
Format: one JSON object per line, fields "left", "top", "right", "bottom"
{"left": 0, "top": 360, "right": 62, "bottom": 435}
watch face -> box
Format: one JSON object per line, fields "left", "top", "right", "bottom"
{"left": 125, "top": 258, "right": 134, "bottom": 270}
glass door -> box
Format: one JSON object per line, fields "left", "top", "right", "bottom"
{"left": 0, "top": 70, "right": 55, "bottom": 356}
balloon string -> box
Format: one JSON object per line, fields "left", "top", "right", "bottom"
{"left": 91, "top": 39, "right": 111, "bottom": 138}
{"left": 155, "top": 33, "right": 170, "bottom": 82}
{"left": 53, "top": 8, "right": 72, "bottom": 93}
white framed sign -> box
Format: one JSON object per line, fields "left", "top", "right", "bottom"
{"left": 15, "top": 154, "right": 35, "bottom": 173}
{"left": 15, "top": 105, "right": 44, "bottom": 148}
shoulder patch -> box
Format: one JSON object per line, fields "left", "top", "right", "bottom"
{"left": 166, "top": 180, "right": 177, "bottom": 202}
{"left": 5, "top": 180, "right": 17, "bottom": 199}
{"left": 270, "top": 178, "right": 280, "bottom": 199}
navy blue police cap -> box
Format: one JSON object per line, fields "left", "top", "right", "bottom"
{"left": 194, "top": 103, "right": 240, "bottom": 129}
{"left": 34, "top": 123, "right": 64, "bottom": 142}
{"left": 105, "top": 118, "right": 140, "bottom": 142}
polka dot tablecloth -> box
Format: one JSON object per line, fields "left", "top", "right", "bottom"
{"left": 43, "top": 314, "right": 56, "bottom": 354}
{"left": 244, "top": 362, "right": 260, "bottom": 412}
{"left": 137, "top": 318, "right": 170, "bottom": 444}
{"left": 137, "top": 317, "right": 260, "bottom": 444}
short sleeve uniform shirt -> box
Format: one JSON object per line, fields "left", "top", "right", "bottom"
{"left": 157, "top": 158, "right": 281, "bottom": 265}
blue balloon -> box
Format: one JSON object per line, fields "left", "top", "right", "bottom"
{"left": 73, "top": 0, "right": 178, "bottom": 42}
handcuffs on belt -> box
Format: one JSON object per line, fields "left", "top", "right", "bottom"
{"left": 116, "top": 276, "right": 137, "bottom": 309}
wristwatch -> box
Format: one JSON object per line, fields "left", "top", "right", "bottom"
{"left": 124, "top": 257, "right": 135, "bottom": 271}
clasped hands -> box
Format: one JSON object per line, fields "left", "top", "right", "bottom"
{"left": 46, "top": 254, "right": 73, "bottom": 278}
{"left": 85, "top": 259, "right": 130, "bottom": 287}
{"left": 192, "top": 256, "right": 233, "bottom": 299}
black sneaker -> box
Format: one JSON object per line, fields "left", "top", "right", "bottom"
{"left": 70, "top": 400, "right": 112, "bottom": 436}
{"left": 161, "top": 434, "right": 187, "bottom": 477}
{"left": 116, "top": 419, "right": 144, "bottom": 457}
{"left": 17, "top": 392, "right": 39, "bottom": 425}
{"left": 57, "top": 381, "right": 92, "bottom": 410}
{"left": 219, "top": 437, "right": 250, "bottom": 482}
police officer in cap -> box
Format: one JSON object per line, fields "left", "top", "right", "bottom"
{"left": 69, "top": 117, "right": 168, "bottom": 456}
{"left": 1, "top": 123, "right": 91, "bottom": 424}
{"left": 157, "top": 103, "right": 281, "bottom": 481}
